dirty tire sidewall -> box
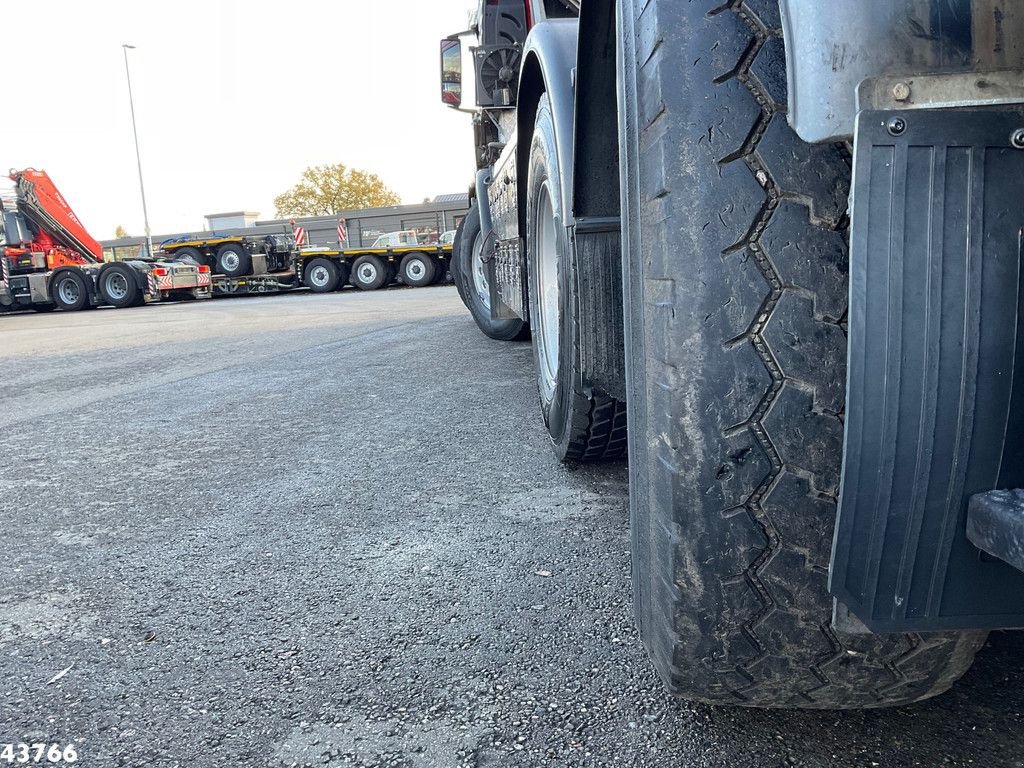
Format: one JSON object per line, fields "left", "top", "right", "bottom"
{"left": 454, "top": 205, "right": 529, "bottom": 342}
{"left": 525, "top": 94, "right": 629, "bottom": 463}
{"left": 525, "top": 94, "right": 574, "bottom": 453}
{"left": 617, "top": 0, "right": 985, "bottom": 709}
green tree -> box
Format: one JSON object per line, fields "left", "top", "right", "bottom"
{"left": 114, "top": 225, "right": 129, "bottom": 238}
{"left": 274, "top": 163, "right": 400, "bottom": 217}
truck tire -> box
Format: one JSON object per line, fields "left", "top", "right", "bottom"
{"left": 98, "top": 263, "right": 141, "bottom": 308}
{"left": 172, "top": 246, "right": 209, "bottom": 270}
{"left": 49, "top": 269, "right": 90, "bottom": 311}
{"left": 350, "top": 255, "right": 387, "bottom": 290}
{"left": 617, "top": 0, "right": 986, "bottom": 708}
{"left": 454, "top": 205, "right": 529, "bottom": 341}
{"left": 216, "top": 243, "right": 251, "bottom": 277}
{"left": 399, "top": 252, "right": 436, "bottom": 287}
{"left": 524, "top": 93, "right": 626, "bottom": 462}
{"left": 304, "top": 257, "right": 341, "bottom": 293}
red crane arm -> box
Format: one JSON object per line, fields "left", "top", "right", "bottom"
{"left": 10, "top": 169, "right": 104, "bottom": 263}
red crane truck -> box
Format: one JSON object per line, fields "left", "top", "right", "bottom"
{"left": 0, "top": 169, "right": 209, "bottom": 312}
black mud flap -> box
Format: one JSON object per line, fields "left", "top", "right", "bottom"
{"left": 830, "top": 106, "right": 1024, "bottom": 633}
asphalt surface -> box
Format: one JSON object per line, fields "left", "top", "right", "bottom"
{"left": 1, "top": 286, "right": 1022, "bottom": 768}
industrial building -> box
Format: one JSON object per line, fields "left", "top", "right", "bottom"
{"left": 101, "top": 195, "right": 470, "bottom": 261}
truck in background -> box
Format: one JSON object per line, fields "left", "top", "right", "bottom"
{"left": 442, "top": 0, "right": 1024, "bottom": 709}
{"left": 0, "top": 169, "right": 209, "bottom": 312}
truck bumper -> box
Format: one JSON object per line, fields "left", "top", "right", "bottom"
{"left": 829, "top": 105, "right": 1024, "bottom": 632}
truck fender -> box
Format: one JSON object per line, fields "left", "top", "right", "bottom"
{"left": 517, "top": 19, "right": 579, "bottom": 238}
{"left": 779, "top": 0, "right": 1024, "bottom": 143}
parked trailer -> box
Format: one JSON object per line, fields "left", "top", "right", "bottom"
{"left": 160, "top": 233, "right": 295, "bottom": 278}
{"left": 299, "top": 239, "right": 453, "bottom": 293}
{"left": 160, "top": 232, "right": 455, "bottom": 298}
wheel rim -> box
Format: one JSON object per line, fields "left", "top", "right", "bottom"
{"left": 407, "top": 258, "right": 426, "bottom": 281}
{"left": 105, "top": 272, "right": 128, "bottom": 301}
{"left": 358, "top": 263, "right": 377, "bottom": 283}
{"left": 471, "top": 230, "right": 491, "bottom": 311}
{"left": 58, "top": 277, "right": 81, "bottom": 305}
{"left": 221, "top": 251, "right": 239, "bottom": 271}
{"left": 310, "top": 265, "right": 330, "bottom": 287}
{"left": 533, "top": 183, "right": 560, "bottom": 398}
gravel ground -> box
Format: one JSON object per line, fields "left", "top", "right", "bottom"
{"left": 1, "top": 286, "right": 1022, "bottom": 768}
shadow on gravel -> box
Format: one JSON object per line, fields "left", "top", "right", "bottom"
{"left": 561, "top": 460, "right": 1024, "bottom": 766}
{"left": 659, "top": 632, "right": 1024, "bottom": 766}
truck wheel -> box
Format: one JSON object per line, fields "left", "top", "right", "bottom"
{"left": 454, "top": 205, "right": 529, "bottom": 341}
{"left": 617, "top": 0, "right": 985, "bottom": 708}
{"left": 399, "top": 252, "right": 436, "bottom": 287}
{"left": 98, "top": 264, "right": 141, "bottom": 308}
{"left": 172, "top": 246, "right": 210, "bottom": 270}
{"left": 524, "top": 93, "right": 626, "bottom": 462}
{"left": 304, "top": 257, "right": 341, "bottom": 293}
{"left": 216, "top": 243, "right": 251, "bottom": 277}
{"left": 50, "top": 269, "right": 90, "bottom": 311}
{"left": 350, "top": 255, "right": 387, "bottom": 290}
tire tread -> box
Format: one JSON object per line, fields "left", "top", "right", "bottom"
{"left": 622, "top": 0, "right": 985, "bottom": 709}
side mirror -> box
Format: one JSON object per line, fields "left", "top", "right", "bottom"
{"left": 440, "top": 37, "right": 463, "bottom": 109}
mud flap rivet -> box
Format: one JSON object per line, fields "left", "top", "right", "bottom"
{"left": 1011, "top": 129, "right": 1024, "bottom": 150}
{"left": 887, "top": 117, "right": 907, "bottom": 137}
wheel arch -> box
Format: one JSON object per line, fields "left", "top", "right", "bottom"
{"left": 516, "top": 19, "right": 579, "bottom": 238}
{"left": 517, "top": 5, "right": 620, "bottom": 228}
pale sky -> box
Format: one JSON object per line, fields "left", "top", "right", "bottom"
{"left": 1, "top": 0, "right": 477, "bottom": 239}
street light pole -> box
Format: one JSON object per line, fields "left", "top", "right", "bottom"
{"left": 122, "top": 44, "right": 154, "bottom": 260}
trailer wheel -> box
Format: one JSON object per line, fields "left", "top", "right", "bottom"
{"left": 399, "top": 252, "right": 436, "bottom": 287}
{"left": 50, "top": 269, "right": 90, "bottom": 311}
{"left": 304, "top": 257, "right": 341, "bottom": 293}
{"left": 98, "top": 264, "right": 141, "bottom": 308}
{"left": 453, "top": 205, "right": 529, "bottom": 341}
{"left": 617, "top": 0, "right": 985, "bottom": 708}
{"left": 350, "top": 255, "right": 387, "bottom": 290}
{"left": 216, "top": 243, "right": 252, "bottom": 277}
{"left": 172, "top": 246, "right": 209, "bottom": 270}
{"left": 523, "top": 93, "right": 626, "bottom": 463}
